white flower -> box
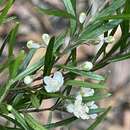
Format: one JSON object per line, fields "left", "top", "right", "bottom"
{"left": 87, "top": 101, "right": 98, "bottom": 119}
{"left": 104, "top": 36, "right": 115, "bottom": 43}
{"left": 24, "top": 76, "right": 33, "bottom": 85}
{"left": 43, "top": 71, "right": 64, "bottom": 92}
{"left": 80, "top": 61, "right": 93, "bottom": 71}
{"left": 66, "top": 95, "right": 90, "bottom": 120}
{"left": 98, "top": 35, "right": 115, "bottom": 44}
{"left": 27, "top": 40, "right": 41, "bottom": 49}
{"left": 79, "top": 12, "right": 86, "bottom": 24}
{"left": 81, "top": 88, "right": 94, "bottom": 97}
{"left": 42, "top": 33, "right": 51, "bottom": 46}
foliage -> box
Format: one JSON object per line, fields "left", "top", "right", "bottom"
{"left": 0, "top": 0, "right": 130, "bottom": 130}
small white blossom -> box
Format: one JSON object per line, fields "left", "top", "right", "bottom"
{"left": 43, "top": 71, "right": 64, "bottom": 92}
{"left": 79, "top": 12, "right": 86, "bottom": 24}
{"left": 42, "top": 33, "right": 51, "bottom": 46}
{"left": 98, "top": 35, "right": 115, "bottom": 44}
{"left": 24, "top": 76, "right": 33, "bottom": 85}
{"left": 80, "top": 61, "right": 93, "bottom": 71}
{"left": 66, "top": 95, "right": 90, "bottom": 120}
{"left": 104, "top": 36, "right": 115, "bottom": 43}
{"left": 81, "top": 88, "right": 94, "bottom": 97}
{"left": 27, "top": 40, "right": 41, "bottom": 49}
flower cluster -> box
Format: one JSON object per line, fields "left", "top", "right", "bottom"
{"left": 43, "top": 71, "right": 98, "bottom": 120}
{"left": 66, "top": 88, "right": 98, "bottom": 120}
{"left": 23, "top": 15, "right": 99, "bottom": 120}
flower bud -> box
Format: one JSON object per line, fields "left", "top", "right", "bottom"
{"left": 27, "top": 40, "right": 40, "bottom": 49}
{"left": 80, "top": 61, "right": 93, "bottom": 71}
{"left": 24, "top": 75, "right": 33, "bottom": 85}
{"left": 42, "top": 33, "right": 50, "bottom": 46}
{"left": 7, "top": 105, "right": 13, "bottom": 111}
{"left": 8, "top": 113, "right": 15, "bottom": 119}
{"left": 79, "top": 12, "right": 86, "bottom": 24}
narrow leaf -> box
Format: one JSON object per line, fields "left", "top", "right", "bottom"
{"left": 38, "top": 8, "right": 76, "bottom": 19}
{"left": 87, "top": 107, "right": 111, "bottom": 130}
{"left": 62, "top": 0, "right": 76, "bottom": 35}
{"left": 25, "top": 114, "right": 47, "bottom": 130}
{"left": 43, "top": 37, "right": 55, "bottom": 76}
{"left": 44, "top": 116, "right": 77, "bottom": 129}
{"left": 66, "top": 80, "right": 105, "bottom": 89}
{"left": 0, "top": 0, "right": 15, "bottom": 25}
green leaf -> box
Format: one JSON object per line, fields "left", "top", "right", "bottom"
{"left": 0, "top": 80, "right": 14, "bottom": 105}
{"left": 25, "top": 114, "right": 47, "bottom": 130}
{"left": 62, "top": 0, "right": 76, "bottom": 35}
{"left": 54, "top": 32, "right": 65, "bottom": 54}
{"left": 79, "top": 20, "right": 121, "bottom": 43}
{"left": 57, "top": 65, "right": 105, "bottom": 81}
{"left": 0, "top": 35, "right": 8, "bottom": 57}
{"left": 7, "top": 105, "right": 29, "bottom": 130}
{"left": 0, "top": 58, "right": 14, "bottom": 73}
{"left": 43, "top": 37, "right": 55, "bottom": 76}
{"left": 0, "top": 0, "right": 4, "bottom": 5}
{"left": 0, "top": 125, "right": 23, "bottom": 130}
{"left": 40, "top": 90, "right": 111, "bottom": 102}
{"left": 0, "top": 0, "right": 15, "bottom": 25}
{"left": 87, "top": 107, "right": 111, "bottom": 130}
{"left": 10, "top": 50, "right": 25, "bottom": 78}
{"left": 92, "top": 26, "right": 118, "bottom": 63}
{"left": 83, "top": 93, "right": 111, "bottom": 102}
{"left": 120, "top": 0, "right": 130, "bottom": 51}
{"left": 19, "top": 49, "right": 37, "bottom": 72}
{"left": 8, "top": 22, "right": 19, "bottom": 57}
{"left": 38, "top": 8, "right": 76, "bottom": 19}
{"left": 44, "top": 116, "right": 77, "bottom": 129}
{"left": 94, "top": 0, "right": 126, "bottom": 20}
{"left": 66, "top": 80, "right": 105, "bottom": 89}
{"left": 0, "top": 113, "right": 23, "bottom": 128}
{"left": 89, "top": 108, "right": 105, "bottom": 114}
{"left": 108, "top": 53, "right": 130, "bottom": 63}
{"left": 8, "top": 22, "right": 20, "bottom": 78}
{"left": 0, "top": 57, "right": 44, "bottom": 105}
{"left": 15, "top": 57, "right": 44, "bottom": 82}
{"left": 98, "top": 14, "right": 130, "bottom": 20}
{"left": 31, "top": 94, "right": 40, "bottom": 108}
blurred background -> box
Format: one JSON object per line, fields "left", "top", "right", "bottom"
{"left": 0, "top": 0, "right": 130, "bottom": 130}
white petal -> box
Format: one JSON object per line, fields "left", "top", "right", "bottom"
{"left": 43, "top": 76, "right": 52, "bottom": 86}
{"left": 73, "top": 109, "right": 80, "bottom": 118}
{"left": 66, "top": 104, "right": 74, "bottom": 113}
{"left": 84, "top": 105, "right": 89, "bottom": 113}
{"left": 87, "top": 101, "right": 95, "bottom": 107}
{"left": 75, "top": 94, "right": 82, "bottom": 101}
{"left": 89, "top": 114, "right": 98, "bottom": 119}
{"left": 80, "top": 113, "right": 90, "bottom": 120}
{"left": 90, "top": 104, "right": 98, "bottom": 109}
{"left": 81, "top": 88, "right": 94, "bottom": 97}
{"left": 44, "top": 85, "right": 57, "bottom": 93}
{"left": 53, "top": 71, "right": 64, "bottom": 86}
